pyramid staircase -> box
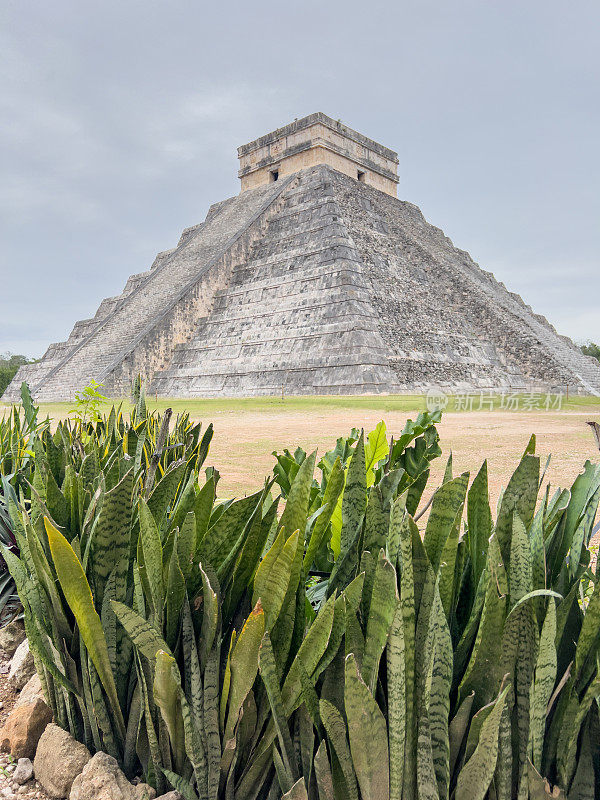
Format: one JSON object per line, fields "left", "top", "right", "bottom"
{"left": 4, "top": 178, "right": 294, "bottom": 401}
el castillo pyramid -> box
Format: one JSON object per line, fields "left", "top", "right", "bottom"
{"left": 6, "top": 112, "right": 600, "bottom": 401}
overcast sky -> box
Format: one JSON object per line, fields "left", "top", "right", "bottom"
{"left": 2, "top": 0, "right": 598, "bottom": 357}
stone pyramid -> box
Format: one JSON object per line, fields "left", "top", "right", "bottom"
{"left": 6, "top": 113, "right": 600, "bottom": 401}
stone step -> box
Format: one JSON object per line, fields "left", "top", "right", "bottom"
{"left": 25, "top": 179, "right": 291, "bottom": 400}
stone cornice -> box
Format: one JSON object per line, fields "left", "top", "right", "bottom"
{"left": 237, "top": 134, "right": 399, "bottom": 183}
{"left": 237, "top": 112, "right": 399, "bottom": 164}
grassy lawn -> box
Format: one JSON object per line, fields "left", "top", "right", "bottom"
{"left": 16, "top": 391, "right": 600, "bottom": 419}
{"left": 11, "top": 393, "right": 430, "bottom": 418}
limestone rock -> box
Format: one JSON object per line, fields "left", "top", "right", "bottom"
{"left": 8, "top": 641, "right": 34, "bottom": 691}
{"left": 134, "top": 786, "right": 156, "bottom": 800}
{"left": 12, "top": 758, "right": 33, "bottom": 785}
{"left": 34, "top": 723, "right": 91, "bottom": 798}
{"left": 0, "top": 697, "right": 52, "bottom": 758}
{"left": 15, "top": 673, "right": 45, "bottom": 709}
{"left": 0, "top": 620, "right": 26, "bottom": 658}
{"left": 69, "top": 752, "right": 156, "bottom": 800}
{"left": 154, "top": 793, "right": 183, "bottom": 800}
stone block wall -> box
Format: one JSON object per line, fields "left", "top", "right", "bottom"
{"left": 238, "top": 113, "right": 399, "bottom": 196}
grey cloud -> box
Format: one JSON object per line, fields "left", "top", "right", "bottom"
{"left": 1, "top": 0, "right": 598, "bottom": 357}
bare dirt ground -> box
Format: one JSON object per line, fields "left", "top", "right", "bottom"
{"left": 199, "top": 408, "right": 600, "bottom": 507}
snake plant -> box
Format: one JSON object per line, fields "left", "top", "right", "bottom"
{"left": 3, "top": 402, "right": 600, "bottom": 799}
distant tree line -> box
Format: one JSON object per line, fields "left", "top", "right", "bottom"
{"left": 0, "top": 353, "right": 38, "bottom": 395}
{"left": 581, "top": 342, "right": 600, "bottom": 363}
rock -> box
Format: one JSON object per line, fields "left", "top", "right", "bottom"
{"left": 15, "top": 674, "right": 45, "bottom": 709}
{"left": 0, "top": 698, "right": 53, "bottom": 759}
{"left": 0, "top": 620, "right": 26, "bottom": 658}
{"left": 154, "top": 793, "right": 182, "bottom": 800}
{"left": 12, "top": 758, "right": 33, "bottom": 785}
{"left": 135, "top": 786, "right": 156, "bottom": 800}
{"left": 69, "top": 753, "right": 156, "bottom": 800}
{"left": 8, "top": 641, "right": 34, "bottom": 692}
{"left": 34, "top": 724, "right": 90, "bottom": 798}
{"left": 0, "top": 787, "right": 14, "bottom": 798}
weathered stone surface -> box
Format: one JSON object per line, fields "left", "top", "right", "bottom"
{"left": 34, "top": 723, "right": 91, "bottom": 798}
{"left": 0, "top": 620, "right": 26, "bottom": 658}
{"left": 5, "top": 120, "right": 600, "bottom": 402}
{"left": 151, "top": 166, "right": 600, "bottom": 397}
{"left": 4, "top": 180, "right": 286, "bottom": 402}
{"left": 0, "top": 698, "right": 53, "bottom": 759}
{"left": 12, "top": 758, "right": 33, "bottom": 785}
{"left": 69, "top": 753, "right": 155, "bottom": 800}
{"left": 154, "top": 793, "right": 182, "bottom": 800}
{"left": 135, "top": 786, "right": 155, "bottom": 800}
{"left": 15, "top": 673, "right": 44, "bottom": 709}
{"left": 7, "top": 641, "right": 34, "bottom": 692}
{"left": 238, "top": 113, "right": 399, "bottom": 196}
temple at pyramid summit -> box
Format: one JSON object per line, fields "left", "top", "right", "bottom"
{"left": 6, "top": 112, "right": 600, "bottom": 401}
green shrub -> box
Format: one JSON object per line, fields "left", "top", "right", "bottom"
{"left": 581, "top": 341, "right": 600, "bottom": 362}
{"left": 3, "top": 405, "right": 600, "bottom": 799}
{"left": 0, "top": 353, "right": 38, "bottom": 396}
{"left": 70, "top": 379, "right": 109, "bottom": 426}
